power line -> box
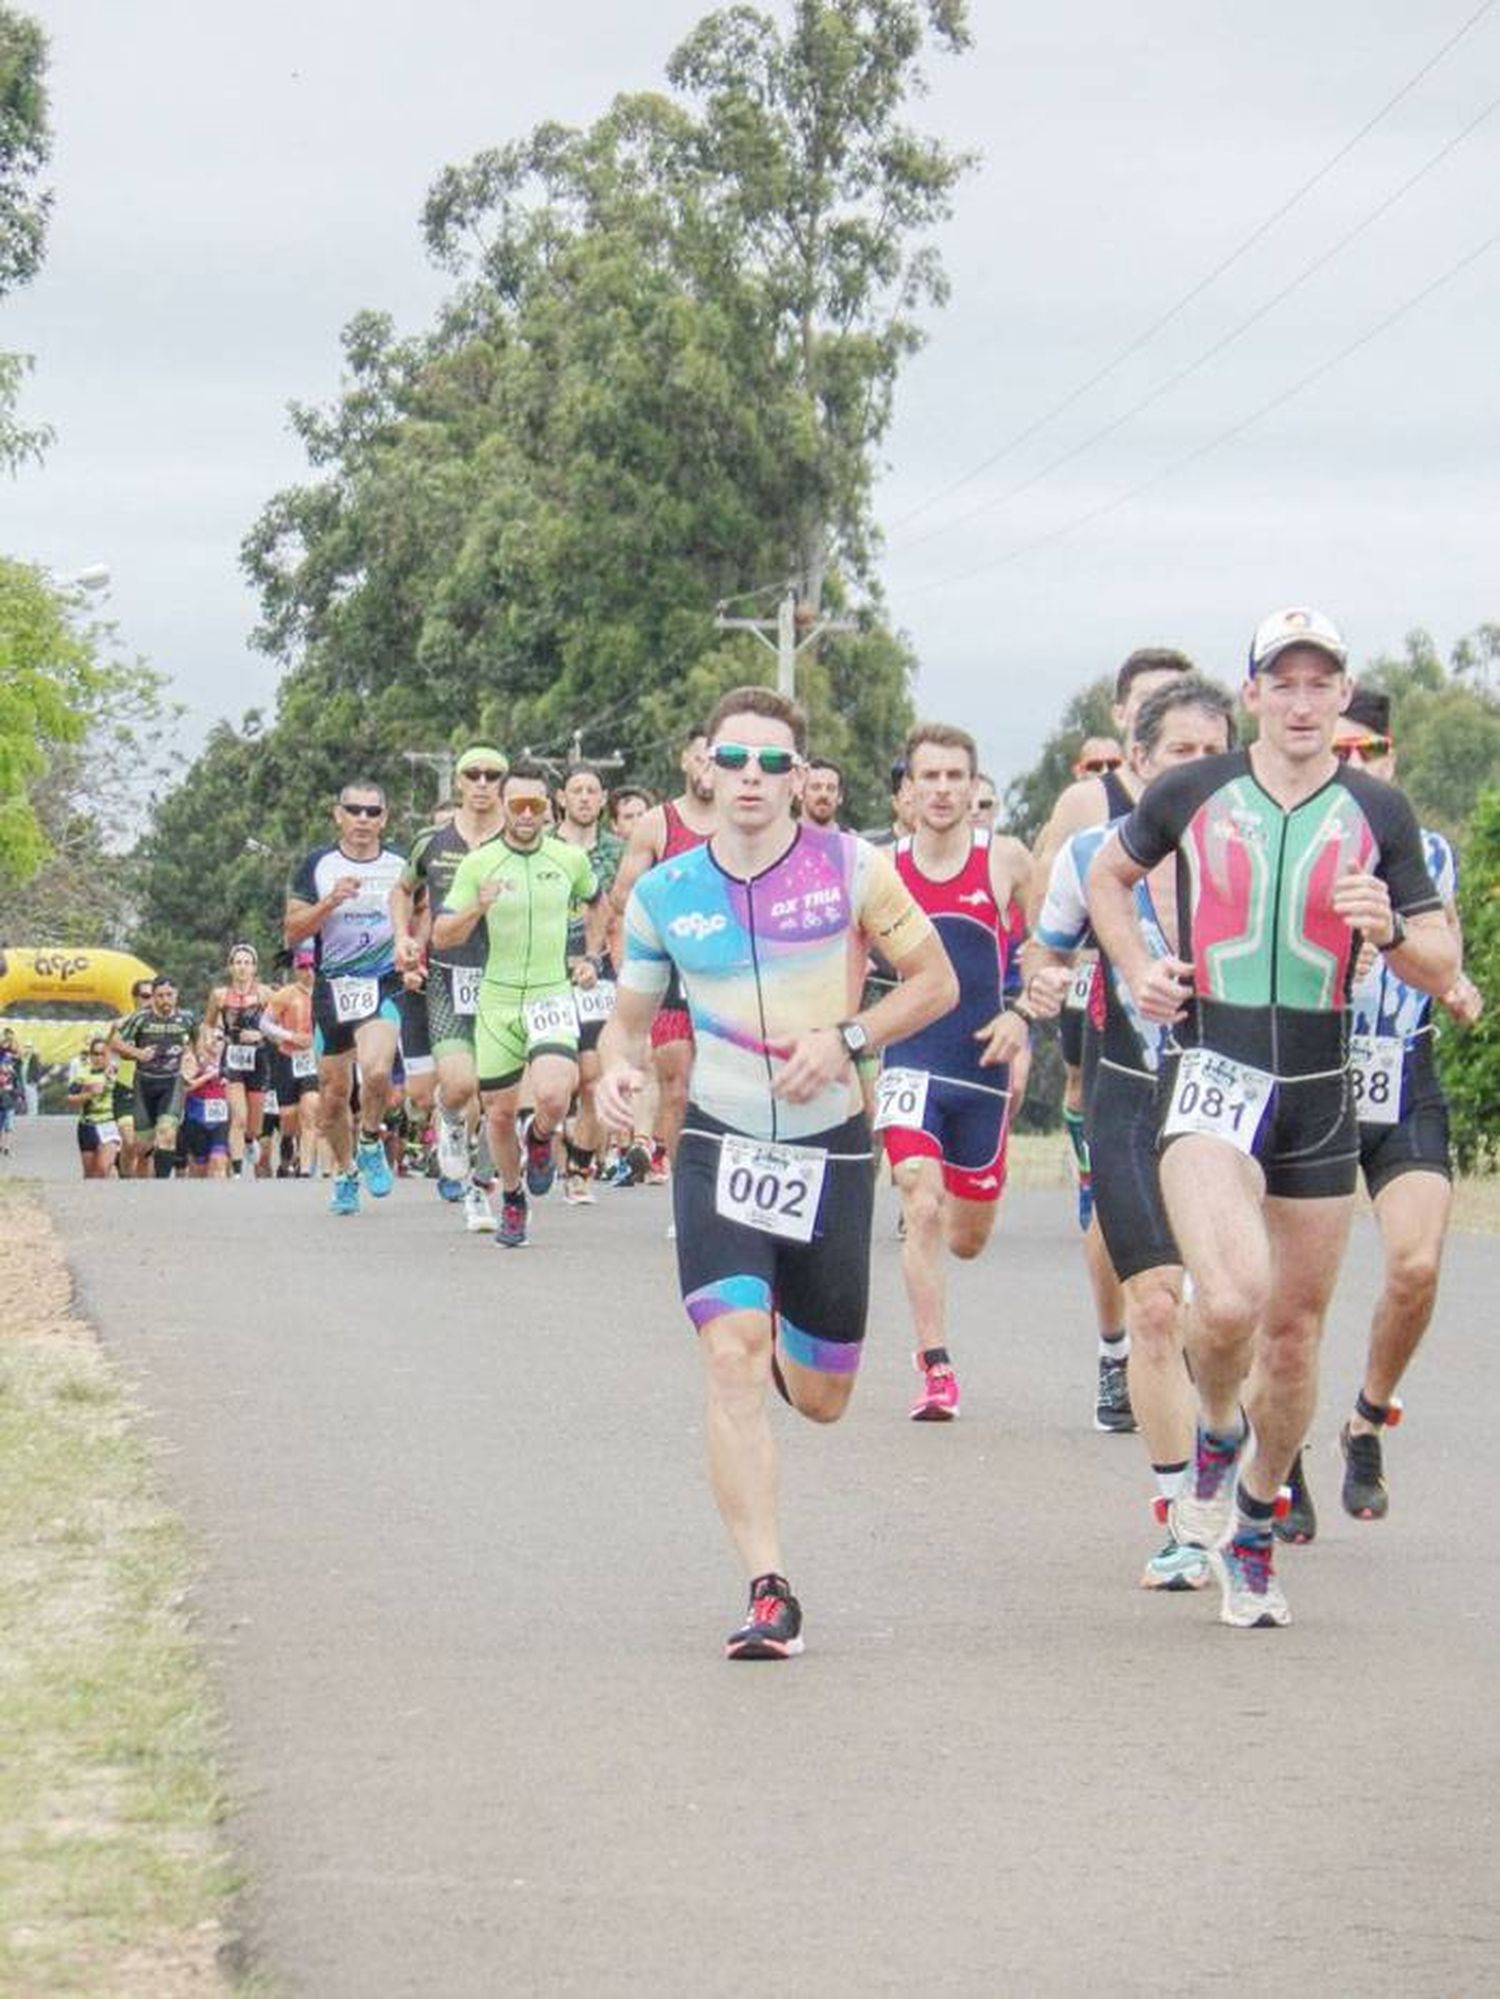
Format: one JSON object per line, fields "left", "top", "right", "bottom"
{"left": 898, "top": 225, "right": 1500, "bottom": 598}
{"left": 883, "top": 0, "right": 1499, "bottom": 537}
{"left": 886, "top": 87, "right": 1500, "bottom": 557}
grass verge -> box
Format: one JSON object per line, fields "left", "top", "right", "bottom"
{"left": 0, "top": 1182, "right": 241, "bottom": 1994}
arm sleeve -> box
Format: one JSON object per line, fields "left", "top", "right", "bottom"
{"left": 1034, "top": 833, "right": 1094, "bottom": 952}
{"left": 1116, "top": 763, "right": 1202, "bottom": 871}
{"left": 853, "top": 841, "right": 935, "bottom": 966}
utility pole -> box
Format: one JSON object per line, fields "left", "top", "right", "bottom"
{"left": 404, "top": 749, "right": 456, "bottom": 805}
{"left": 714, "top": 585, "right": 858, "bottom": 701}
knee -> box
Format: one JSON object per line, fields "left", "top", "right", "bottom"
{"left": 1192, "top": 1270, "right": 1266, "bottom": 1348}
{"left": 705, "top": 1326, "right": 769, "bottom": 1407}
{"left": 794, "top": 1377, "right": 853, "bottom": 1426}
{"left": 900, "top": 1175, "right": 944, "bottom": 1239}
{"left": 1130, "top": 1278, "right": 1183, "bottom": 1359}
{"left": 1386, "top": 1241, "right": 1442, "bottom": 1310}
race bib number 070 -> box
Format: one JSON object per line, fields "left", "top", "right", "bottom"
{"left": 715, "top": 1136, "right": 828, "bottom": 1244}
{"left": 1162, "top": 1047, "right": 1273, "bottom": 1155}
{"left": 873, "top": 1066, "right": 930, "bottom": 1133}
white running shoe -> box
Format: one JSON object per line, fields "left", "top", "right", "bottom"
{"left": 463, "top": 1182, "right": 495, "bottom": 1233}
{"left": 1167, "top": 1421, "right": 1245, "bottom": 1550}
{"left": 436, "top": 1114, "right": 469, "bottom": 1183}
{"left": 1211, "top": 1532, "right": 1291, "bottom": 1628}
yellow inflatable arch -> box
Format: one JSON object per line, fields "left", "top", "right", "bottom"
{"left": 0, "top": 948, "right": 158, "bottom": 1072}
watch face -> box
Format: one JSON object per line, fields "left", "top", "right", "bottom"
{"left": 841, "top": 1021, "right": 868, "bottom": 1056}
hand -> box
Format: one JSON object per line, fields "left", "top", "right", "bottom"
{"left": 569, "top": 956, "right": 598, "bottom": 989}
{"left": 773, "top": 1026, "right": 848, "bottom": 1104}
{"left": 1132, "top": 954, "right": 1194, "bottom": 1024}
{"left": 974, "top": 1010, "right": 1029, "bottom": 1069}
{"left": 596, "top": 1063, "right": 644, "bottom": 1129}
{"left": 241, "top": 1029, "right": 262, "bottom": 1045}
{"left": 1331, "top": 864, "right": 1394, "bottom": 944}
{"left": 1442, "top": 971, "right": 1484, "bottom": 1027}
{"left": 395, "top": 935, "right": 424, "bottom": 974}
{"left": 401, "top": 963, "right": 427, "bottom": 993}
{"left": 329, "top": 875, "right": 361, "bottom": 906}
{"left": 1023, "top": 965, "right": 1073, "bottom": 1022}
{"left": 477, "top": 879, "right": 504, "bottom": 911}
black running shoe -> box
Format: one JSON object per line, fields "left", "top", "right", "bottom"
{"left": 1275, "top": 1448, "right": 1318, "bottom": 1544}
{"left": 1340, "top": 1422, "right": 1388, "bottom": 1520}
{"left": 1094, "top": 1353, "right": 1137, "bottom": 1433}
{"left": 523, "top": 1119, "right": 557, "bottom": 1198}
{"left": 725, "top": 1574, "right": 804, "bottom": 1660}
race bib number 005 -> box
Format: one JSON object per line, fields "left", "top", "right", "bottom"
{"left": 524, "top": 993, "right": 576, "bottom": 1044}
{"left": 1163, "top": 1047, "right": 1274, "bottom": 1155}
{"left": 873, "top": 1066, "right": 930, "bottom": 1133}
{"left": 715, "top": 1136, "right": 828, "bottom": 1244}
{"left": 1349, "top": 1034, "right": 1402, "bottom": 1126}
{"left": 451, "top": 965, "right": 483, "bottom": 1017}
{"left": 574, "top": 980, "right": 617, "bottom": 1026}
{"left": 330, "top": 977, "right": 378, "bottom": 1025}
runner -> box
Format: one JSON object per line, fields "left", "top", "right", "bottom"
{"left": 67, "top": 1036, "right": 122, "bottom": 1179}
{"left": 1073, "top": 737, "right": 1125, "bottom": 781}
{"left": 179, "top": 1023, "right": 233, "bottom": 1180}
{"left": 609, "top": 786, "right": 654, "bottom": 839}
{"left": 1087, "top": 608, "right": 1459, "bottom": 1628}
{"left": 1278, "top": 686, "right": 1484, "bottom": 1537}
{"left": 596, "top": 686, "right": 957, "bottom": 1660}
{"left": 430, "top": 760, "right": 605, "bottom": 1248}
{"left": 800, "top": 757, "right": 845, "bottom": 829}
{"left": 970, "top": 773, "right": 999, "bottom": 827}
{"left": 391, "top": 746, "right": 508, "bottom": 1230}
{"left": 284, "top": 779, "right": 407, "bottom": 1217}
{"left": 204, "top": 943, "right": 275, "bottom": 1176}
{"left": 554, "top": 762, "right": 627, "bottom": 1204}
{"left": 109, "top": 976, "right": 155, "bottom": 1175}
{"left": 263, "top": 947, "right": 323, "bottom": 1176}
{"left": 0, "top": 1034, "right": 17, "bottom": 1156}
{"left": 1027, "top": 647, "right": 1195, "bottom": 1424}
{"left": 610, "top": 725, "right": 716, "bottom": 1182}
{"left": 109, "top": 974, "right": 197, "bottom": 1178}
{"left": 878, "top": 722, "right": 1032, "bottom": 1421}
{"left": 1032, "top": 676, "right": 1237, "bottom": 1587}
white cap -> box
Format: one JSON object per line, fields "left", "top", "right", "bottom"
{"left": 1248, "top": 607, "right": 1347, "bottom": 676}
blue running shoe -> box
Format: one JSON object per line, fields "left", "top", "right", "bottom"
{"left": 357, "top": 1135, "right": 394, "bottom": 1200}
{"left": 328, "top": 1171, "right": 360, "bottom": 1217}
{"left": 523, "top": 1120, "right": 556, "bottom": 1198}
{"left": 435, "top": 1176, "right": 465, "bottom": 1203}
{"left": 1140, "top": 1538, "right": 1211, "bottom": 1592}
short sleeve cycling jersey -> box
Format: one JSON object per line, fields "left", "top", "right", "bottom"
{"left": 118, "top": 1008, "right": 198, "bottom": 1077}
{"left": 619, "top": 824, "right": 934, "bottom": 1141}
{"left": 565, "top": 829, "right": 625, "bottom": 960}
{"left": 69, "top": 1060, "right": 115, "bottom": 1124}
{"left": 445, "top": 836, "right": 598, "bottom": 993}
{"left": 401, "top": 821, "right": 505, "bottom": 970}
{"left": 1037, "top": 821, "right": 1172, "bottom": 1074}
{"left": 288, "top": 845, "right": 405, "bottom": 978}
{"left": 1350, "top": 826, "right": 1455, "bottom": 1046}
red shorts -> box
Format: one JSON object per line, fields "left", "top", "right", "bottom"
{"left": 882, "top": 1073, "right": 1009, "bottom": 1205}
{"left": 651, "top": 1007, "right": 694, "bottom": 1052}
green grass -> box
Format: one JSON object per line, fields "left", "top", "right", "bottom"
{"left": 0, "top": 1189, "right": 241, "bottom": 1994}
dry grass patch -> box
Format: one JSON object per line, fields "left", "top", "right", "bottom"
{"left": 0, "top": 1185, "right": 243, "bottom": 1994}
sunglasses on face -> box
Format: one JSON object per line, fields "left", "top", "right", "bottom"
{"left": 507, "top": 796, "right": 550, "bottom": 816}
{"left": 1333, "top": 735, "right": 1392, "bottom": 762}
{"left": 461, "top": 768, "right": 506, "bottom": 784}
{"left": 1079, "top": 757, "right": 1123, "bottom": 775}
{"left": 710, "top": 744, "right": 800, "bottom": 775}
{"left": 339, "top": 801, "right": 384, "bottom": 819}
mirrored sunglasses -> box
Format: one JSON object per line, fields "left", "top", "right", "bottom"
{"left": 710, "top": 744, "right": 800, "bottom": 775}
{"left": 1333, "top": 735, "right": 1392, "bottom": 763}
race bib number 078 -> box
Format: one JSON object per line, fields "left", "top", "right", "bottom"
{"left": 330, "top": 977, "right": 378, "bottom": 1025}
{"left": 1162, "top": 1047, "right": 1273, "bottom": 1155}
{"left": 715, "top": 1136, "right": 828, "bottom": 1244}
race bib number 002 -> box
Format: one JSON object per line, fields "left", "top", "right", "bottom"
{"left": 1162, "top": 1047, "right": 1274, "bottom": 1155}
{"left": 524, "top": 993, "right": 576, "bottom": 1044}
{"left": 451, "top": 965, "right": 483, "bottom": 1017}
{"left": 873, "top": 1066, "right": 930, "bottom": 1133}
{"left": 574, "top": 980, "right": 617, "bottom": 1026}
{"left": 715, "top": 1136, "right": 828, "bottom": 1244}
{"left": 330, "top": 976, "right": 378, "bottom": 1025}
{"left": 1349, "top": 1034, "right": 1402, "bottom": 1126}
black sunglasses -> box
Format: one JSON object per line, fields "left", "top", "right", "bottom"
{"left": 710, "top": 743, "right": 800, "bottom": 775}
{"left": 339, "top": 801, "right": 385, "bottom": 818}
{"left": 461, "top": 768, "right": 507, "bottom": 784}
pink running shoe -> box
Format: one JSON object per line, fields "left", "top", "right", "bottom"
{"left": 909, "top": 1347, "right": 960, "bottom": 1422}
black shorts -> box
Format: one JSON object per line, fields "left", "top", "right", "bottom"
{"left": 1060, "top": 995, "right": 1086, "bottom": 1071}
{"left": 1088, "top": 1059, "right": 1179, "bottom": 1282}
{"left": 132, "top": 1072, "right": 184, "bottom": 1140}
{"left": 76, "top": 1119, "right": 119, "bottom": 1154}
{"left": 425, "top": 964, "right": 478, "bottom": 1059}
{"left": 673, "top": 1104, "right": 875, "bottom": 1377}
{"left": 112, "top": 1082, "right": 135, "bottom": 1123}
{"left": 399, "top": 984, "right": 434, "bottom": 1074}
{"left": 1159, "top": 1003, "right": 1357, "bottom": 1201}
{"left": 221, "top": 1043, "right": 271, "bottom": 1094}
{"left": 312, "top": 970, "right": 404, "bottom": 1059}
{"left": 269, "top": 1050, "right": 319, "bottom": 1106}
{"left": 1359, "top": 1035, "right": 1451, "bottom": 1200}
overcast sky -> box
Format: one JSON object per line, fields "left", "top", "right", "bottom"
{"left": 4, "top": 1, "right": 1498, "bottom": 792}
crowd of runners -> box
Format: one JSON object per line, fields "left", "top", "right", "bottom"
{"left": 39, "top": 607, "right": 1486, "bottom": 1652}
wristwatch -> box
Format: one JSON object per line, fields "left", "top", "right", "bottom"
{"left": 1383, "top": 912, "right": 1407, "bottom": 952}
{"left": 837, "top": 1019, "right": 869, "bottom": 1059}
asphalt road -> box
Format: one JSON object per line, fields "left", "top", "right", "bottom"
{"left": 17, "top": 1117, "right": 1500, "bottom": 1996}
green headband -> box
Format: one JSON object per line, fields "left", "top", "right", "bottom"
{"left": 456, "top": 745, "right": 509, "bottom": 776}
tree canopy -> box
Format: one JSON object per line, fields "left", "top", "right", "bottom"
{"left": 0, "top": 5, "right": 52, "bottom": 471}
{"left": 0, "top": 559, "right": 104, "bottom": 887}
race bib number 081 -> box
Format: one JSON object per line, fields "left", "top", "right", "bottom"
{"left": 1349, "top": 1034, "right": 1402, "bottom": 1126}
{"left": 715, "top": 1136, "right": 828, "bottom": 1244}
{"left": 1163, "top": 1047, "right": 1273, "bottom": 1155}
{"left": 873, "top": 1066, "right": 930, "bottom": 1132}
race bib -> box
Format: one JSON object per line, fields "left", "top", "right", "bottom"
{"left": 93, "top": 1119, "right": 120, "bottom": 1148}
{"left": 201, "top": 1097, "right": 229, "bottom": 1126}
{"left": 330, "top": 976, "right": 378, "bottom": 1025}
{"left": 574, "top": 980, "right": 617, "bottom": 1026}
{"left": 1162, "top": 1047, "right": 1274, "bottom": 1155}
{"left": 291, "top": 1049, "right": 317, "bottom": 1080}
{"left": 225, "top": 1042, "right": 257, "bottom": 1074}
{"left": 1066, "top": 961, "right": 1095, "bottom": 1011}
{"left": 262, "top": 1090, "right": 280, "bottom": 1116}
{"left": 1349, "top": 1034, "right": 1402, "bottom": 1127}
{"left": 873, "top": 1066, "right": 931, "bottom": 1132}
{"left": 451, "top": 965, "right": 483, "bottom": 1018}
{"left": 524, "top": 993, "right": 576, "bottom": 1045}
{"left": 715, "top": 1136, "right": 828, "bottom": 1244}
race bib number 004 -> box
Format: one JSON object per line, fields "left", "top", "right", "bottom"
{"left": 1163, "top": 1047, "right": 1274, "bottom": 1155}
{"left": 715, "top": 1136, "right": 828, "bottom": 1244}
{"left": 1349, "top": 1034, "right": 1402, "bottom": 1126}
{"left": 451, "top": 965, "right": 483, "bottom": 1017}
{"left": 224, "top": 1042, "right": 257, "bottom": 1073}
{"left": 330, "top": 976, "right": 378, "bottom": 1025}
{"left": 574, "top": 980, "right": 617, "bottom": 1026}
{"left": 524, "top": 993, "right": 575, "bottom": 1044}
{"left": 873, "top": 1066, "right": 931, "bottom": 1133}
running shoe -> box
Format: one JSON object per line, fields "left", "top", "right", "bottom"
{"left": 909, "top": 1349, "right": 960, "bottom": 1422}
{"left": 647, "top": 1141, "right": 670, "bottom": 1186}
{"left": 357, "top": 1135, "right": 394, "bottom": 1199}
{"left": 1140, "top": 1538, "right": 1212, "bottom": 1592}
{"left": 496, "top": 1188, "right": 529, "bottom": 1248}
{"left": 563, "top": 1170, "right": 596, "bottom": 1206}
{"left": 463, "top": 1182, "right": 495, "bottom": 1233}
{"left": 523, "top": 1120, "right": 557, "bottom": 1198}
{"left": 436, "top": 1175, "right": 465, "bottom": 1203}
{"left": 1094, "top": 1353, "right": 1136, "bottom": 1433}
{"left": 725, "top": 1574, "right": 804, "bottom": 1660}
{"left": 1274, "top": 1449, "right": 1317, "bottom": 1544}
{"left": 1210, "top": 1530, "right": 1291, "bottom": 1629}
{"left": 436, "top": 1115, "right": 469, "bottom": 1184}
{"left": 1340, "top": 1422, "right": 1389, "bottom": 1520}
{"left": 1167, "top": 1421, "right": 1244, "bottom": 1549}
{"left": 328, "top": 1171, "right": 360, "bottom": 1218}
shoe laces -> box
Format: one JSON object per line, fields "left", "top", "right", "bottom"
{"left": 1346, "top": 1428, "right": 1383, "bottom": 1481}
